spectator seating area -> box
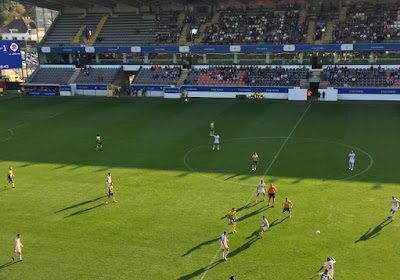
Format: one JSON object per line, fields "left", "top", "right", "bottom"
{"left": 184, "top": 66, "right": 309, "bottom": 87}
{"left": 332, "top": 2, "right": 400, "bottom": 43}
{"left": 74, "top": 67, "right": 121, "bottom": 84}
{"left": 95, "top": 12, "right": 181, "bottom": 45}
{"left": 321, "top": 66, "right": 390, "bottom": 88}
{"left": 26, "top": 67, "right": 75, "bottom": 84}
{"left": 41, "top": 14, "right": 103, "bottom": 46}
{"left": 133, "top": 66, "right": 182, "bottom": 85}
{"left": 202, "top": 5, "right": 308, "bottom": 45}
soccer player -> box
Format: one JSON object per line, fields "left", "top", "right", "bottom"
{"left": 258, "top": 216, "right": 269, "bottom": 238}
{"left": 278, "top": 197, "right": 293, "bottom": 219}
{"left": 267, "top": 183, "right": 277, "bottom": 207}
{"left": 210, "top": 121, "right": 215, "bottom": 136}
{"left": 388, "top": 195, "right": 399, "bottom": 221}
{"left": 254, "top": 180, "right": 266, "bottom": 203}
{"left": 7, "top": 167, "right": 15, "bottom": 188}
{"left": 12, "top": 234, "right": 23, "bottom": 262}
{"left": 310, "top": 269, "right": 333, "bottom": 280}
{"left": 106, "top": 172, "right": 112, "bottom": 196}
{"left": 105, "top": 183, "right": 117, "bottom": 204}
{"left": 317, "top": 257, "right": 336, "bottom": 278}
{"left": 251, "top": 152, "right": 259, "bottom": 171}
{"left": 226, "top": 207, "right": 238, "bottom": 233}
{"left": 212, "top": 134, "right": 220, "bottom": 150}
{"left": 221, "top": 231, "right": 229, "bottom": 260}
{"left": 348, "top": 150, "right": 355, "bottom": 170}
{"left": 96, "top": 134, "right": 103, "bottom": 151}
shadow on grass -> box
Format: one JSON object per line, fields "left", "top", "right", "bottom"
{"left": 224, "top": 174, "right": 240, "bottom": 181}
{"left": 0, "top": 187, "right": 11, "bottom": 192}
{"left": 239, "top": 205, "right": 270, "bottom": 222}
{"left": 64, "top": 204, "right": 105, "bottom": 218}
{"left": 226, "top": 234, "right": 259, "bottom": 259}
{"left": 270, "top": 216, "right": 289, "bottom": 228}
{"left": 182, "top": 237, "right": 220, "bottom": 257}
{"left": 219, "top": 202, "right": 258, "bottom": 220}
{"left": 177, "top": 259, "right": 223, "bottom": 280}
{"left": 0, "top": 261, "right": 19, "bottom": 269}
{"left": 55, "top": 196, "right": 104, "bottom": 213}
{"left": 355, "top": 218, "right": 392, "bottom": 243}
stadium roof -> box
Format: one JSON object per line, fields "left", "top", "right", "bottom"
{"left": 19, "top": 0, "right": 215, "bottom": 10}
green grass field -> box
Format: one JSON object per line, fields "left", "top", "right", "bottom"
{"left": 0, "top": 95, "right": 399, "bottom": 279}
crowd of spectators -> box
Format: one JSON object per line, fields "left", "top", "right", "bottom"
{"left": 202, "top": 8, "right": 308, "bottom": 45}
{"left": 150, "top": 66, "right": 182, "bottom": 81}
{"left": 332, "top": 2, "right": 400, "bottom": 43}
{"left": 154, "top": 12, "right": 182, "bottom": 44}
{"left": 320, "top": 66, "right": 388, "bottom": 87}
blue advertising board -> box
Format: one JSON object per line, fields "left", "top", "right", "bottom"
{"left": 0, "top": 41, "right": 22, "bottom": 69}
{"left": 28, "top": 89, "right": 57, "bottom": 96}
{"left": 336, "top": 87, "right": 400, "bottom": 94}
{"left": 181, "top": 86, "right": 290, "bottom": 93}
{"left": 76, "top": 84, "right": 108, "bottom": 90}
{"left": 130, "top": 85, "right": 168, "bottom": 91}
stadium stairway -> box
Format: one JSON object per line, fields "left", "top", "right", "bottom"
{"left": 179, "top": 23, "right": 190, "bottom": 43}
{"left": 299, "top": 6, "right": 307, "bottom": 23}
{"left": 87, "top": 15, "right": 109, "bottom": 46}
{"left": 195, "top": 24, "right": 207, "bottom": 43}
{"left": 177, "top": 12, "right": 185, "bottom": 26}
{"left": 72, "top": 26, "right": 86, "bottom": 44}
{"left": 67, "top": 69, "right": 81, "bottom": 84}
{"left": 339, "top": 6, "right": 347, "bottom": 22}
{"left": 322, "top": 20, "right": 334, "bottom": 42}
{"left": 211, "top": 12, "right": 220, "bottom": 24}
{"left": 306, "top": 20, "right": 316, "bottom": 43}
{"left": 177, "top": 69, "right": 189, "bottom": 87}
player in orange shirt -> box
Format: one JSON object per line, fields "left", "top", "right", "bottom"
{"left": 267, "top": 183, "right": 276, "bottom": 207}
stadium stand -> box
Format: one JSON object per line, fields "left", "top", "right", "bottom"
{"left": 332, "top": 2, "right": 400, "bottom": 43}
{"left": 133, "top": 66, "right": 182, "bottom": 85}
{"left": 26, "top": 67, "right": 75, "bottom": 84}
{"left": 41, "top": 14, "right": 104, "bottom": 46}
{"left": 320, "top": 66, "right": 390, "bottom": 88}
{"left": 184, "top": 66, "right": 309, "bottom": 87}
{"left": 202, "top": 5, "right": 308, "bottom": 45}
{"left": 74, "top": 67, "right": 121, "bottom": 84}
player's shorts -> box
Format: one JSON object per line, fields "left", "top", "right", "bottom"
{"left": 283, "top": 207, "right": 291, "bottom": 213}
{"left": 221, "top": 243, "right": 228, "bottom": 250}
{"left": 8, "top": 176, "right": 13, "bottom": 183}
{"left": 106, "top": 182, "right": 111, "bottom": 187}
{"left": 261, "top": 225, "right": 269, "bottom": 231}
{"left": 214, "top": 141, "right": 219, "bottom": 144}
{"left": 97, "top": 141, "right": 102, "bottom": 146}
{"left": 257, "top": 191, "right": 265, "bottom": 195}
{"left": 15, "top": 248, "right": 21, "bottom": 253}
{"left": 230, "top": 218, "right": 236, "bottom": 224}
{"left": 210, "top": 127, "right": 215, "bottom": 131}
{"left": 108, "top": 191, "right": 114, "bottom": 197}
{"left": 268, "top": 193, "right": 275, "bottom": 199}
{"left": 252, "top": 161, "right": 258, "bottom": 165}
{"left": 392, "top": 206, "right": 398, "bottom": 212}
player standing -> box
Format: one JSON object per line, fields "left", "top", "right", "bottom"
{"left": 7, "top": 167, "right": 15, "bottom": 188}
{"left": 310, "top": 269, "right": 333, "bottom": 280}
{"left": 278, "top": 197, "right": 293, "bottom": 219}
{"left": 12, "top": 234, "right": 23, "bottom": 262}
{"left": 267, "top": 183, "right": 277, "bottom": 207}
{"left": 388, "top": 195, "right": 399, "bottom": 221}
{"left": 96, "top": 134, "right": 103, "bottom": 151}
{"left": 348, "top": 151, "right": 355, "bottom": 170}
{"left": 317, "top": 257, "right": 336, "bottom": 278}
{"left": 210, "top": 121, "right": 215, "bottom": 136}
{"left": 254, "top": 180, "right": 266, "bottom": 203}
{"left": 106, "top": 172, "right": 112, "bottom": 196}
{"left": 105, "top": 183, "right": 117, "bottom": 204}
{"left": 226, "top": 207, "right": 238, "bottom": 233}
{"left": 258, "top": 216, "right": 269, "bottom": 238}
{"left": 212, "top": 134, "right": 220, "bottom": 150}
{"left": 251, "top": 152, "right": 259, "bottom": 171}
{"left": 221, "top": 231, "right": 229, "bottom": 260}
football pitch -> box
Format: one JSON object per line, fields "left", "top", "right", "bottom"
{"left": 0, "top": 95, "right": 399, "bottom": 279}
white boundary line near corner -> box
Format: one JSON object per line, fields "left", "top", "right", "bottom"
{"left": 0, "top": 129, "right": 14, "bottom": 144}
{"left": 198, "top": 104, "right": 312, "bottom": 280}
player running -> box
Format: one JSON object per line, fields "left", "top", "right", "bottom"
{"left": 388, "top": 195, "right": 399, "bottom": 221}
{"left": 12, "top": 234, "right": 23, "bottom": 262}
{"left": 267, "top": 183, "right": 276, "bottom": 207}
{"left": 96, "top": 134, "right": 103, "bottom": 151}
{"left": 254, "top": 180, "right": 266, "bottom": 203}
{"left": 251, "top": 152, "right": 259, "bottom": 171}
{"left": 7, "top": 167, "right": 15, "bottom": 188}
{"left": 317, "top": 257, "right": 336, "bottom": 278}
{"left": 106, "top": 172, "right": 112, "bottom": 196}
{"left": 310, "top": 269, "right": 333, "bottom": 280}
{"left": 210, "top": 121, "right": 215, "bottom": 136}
{"left": 258, "top": 216, "right": 269, "bottom": 238}
{"left": 348, "top": 151, "right": 355, "bottom": 171}
{"left": 221, "top": 231, "right": 229, "bottom": 260}
{"left": 278, "top": 197, "right": 293, "bottom": 219}
{"left": 105, "top": 183, "right": 117, "bottom": 204}
{"left": 212, "top": 134, "right": 220, "bottom": 151}
{"left": 226, "top": 207, "right": 238, "bottom": 233}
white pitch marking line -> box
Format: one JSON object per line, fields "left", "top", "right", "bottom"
{"left": 199, "top": 104, "right": 311, "bottom": 280}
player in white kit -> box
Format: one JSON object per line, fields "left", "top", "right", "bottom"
{"left": 221, "top": 231, "right": 229, "bottom": 260}
{"left": 388, "top": 196, "right": 399, "bottom": 221}
{"left": 106, "top": 172, "right": 112, "bottom": 196}
{"left": 12, "top": 234, "right": 23, "bottom": 262}
{"left": 317, "top": 257, "right": 336, "bottom": 278}
{"left": 258, "top": 216, "right": 269, "bottom": 238}
{"left": 254, "top": 180, "right": 266, "bottom": 203}
{"left": 213, "top": 135, "right": 220, "bottom": 150}
{"left": 348, "top": 151, "right": 355, "bottom": 171}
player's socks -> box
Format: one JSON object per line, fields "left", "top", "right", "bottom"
{"left": 225, "top": 251, "right": 229, "bottom": 258}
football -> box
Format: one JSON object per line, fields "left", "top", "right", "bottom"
{"left": 316, "top": 230, "right": 321, "bottom": 235}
